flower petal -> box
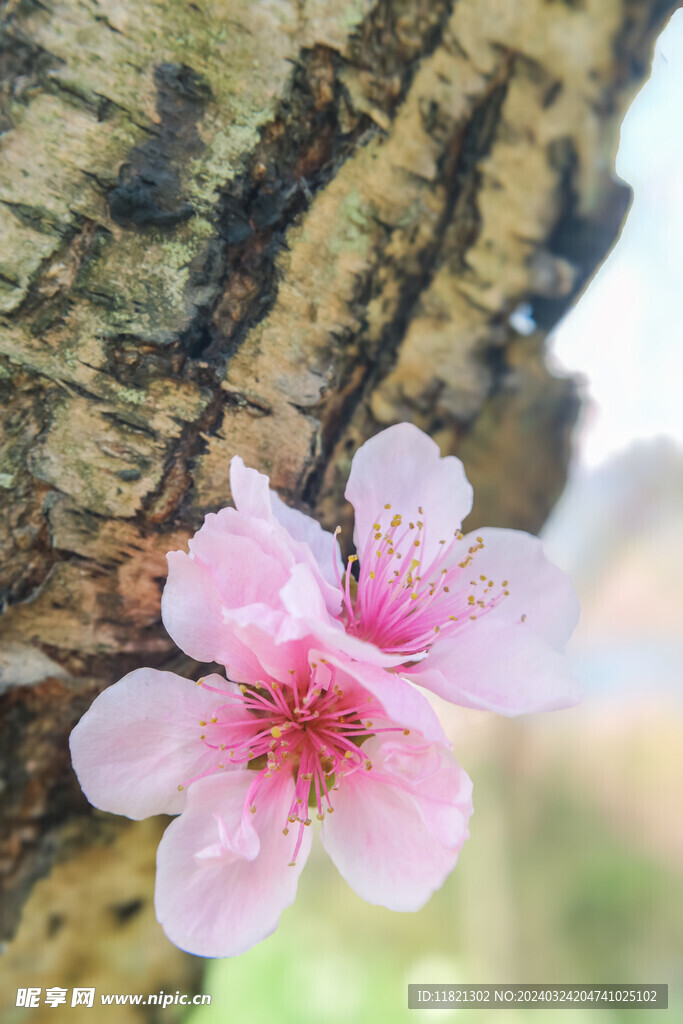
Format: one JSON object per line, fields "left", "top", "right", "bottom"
{"left": 326, "top": 653, "right": 449, "bottom": 746}
{"left": 155, "top": 770, "right": 311, "bottom": 958}
{"left": 321, "top": 733, "right": 472, "bottom": 911}
{"left": 162, "top": 552, "right": 266, "bottom": 680}
{"left": 270, "top": 490, "right": 344, "bottom": 596}
{"left": 408, "top": 618, "right": 581, "bottom": 714}
{"left": 229, "top": 455, "right": 272, "bottom": 519}
{"left": 69, "top": 669, "right": 230, "bottom": 819}
{"left": 461, "top": 527, "right": 580, "bottom": 649}
{"left": 189, "top": 525, "right": 292, "bottom": 610}
{"left": 345, "top": 424, "right": 473, "bottom": 564}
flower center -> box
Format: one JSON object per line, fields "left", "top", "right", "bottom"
{"left": 337, "top": 506, "right": 508, "bottom": 659}
{"left": 179, "top": 665, "right": 405, "bottom": 865}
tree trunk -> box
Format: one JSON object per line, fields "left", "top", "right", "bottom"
{"left": 0, "top": 0, "right": 674, "bottom": 1000}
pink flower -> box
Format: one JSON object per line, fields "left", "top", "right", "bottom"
{"left": 70, "top": 653, "right": 472, "bottom": 958}
{"left": 161, "top": 453, "right": 409, "bottom": 681}
{"left": 335, "top": 423, "right": 581, "bottom": 715}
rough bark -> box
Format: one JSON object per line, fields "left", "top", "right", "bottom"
{"left": 0, "top": 0, "right": 675, "bottom": 996}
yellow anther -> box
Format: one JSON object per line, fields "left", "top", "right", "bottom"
{"left": 502, "top": 580, "right": 509, "bottom": 587}
{"left": 521, "top": 614, "right": 527, "bottom": 622}
{"left": 403, "top": 729, "right": 410, "bottom": 736}
{"left": 200, "top": 734, "right": 206, "bottom": 740}
{"left": 283, "top": 827, "right": 290, "bottom": 836}
{"left": 373, "top": 523, "right": 381, "bottom": 531}
{"left": 304, "top": 818, "right": 312, "bottom": 827}
{"left": 327, "top": 806, "right": 335, "bottom": 813}
{"left": 504, "top": 590, "right": 510, "bottom": 596}
{"left": 376, "top": 550, "right": 382, "bottom": 557}
{"left": 477, "top": 536, "right": 483, "bottom": 543}
{"left": 411, "top": 593, "right": 418, "bottom": 600}
{"left": 348, "top": 554, "right": 358, "bottom": 563}
{"left": 449, "top": 615, "right": 458, "bottom": 621}
{"left": 409, "top": 521, "right": 415, "bottom": 529}
{"left": 374, "top": 532, "right": 382, "bottom": 540}
{"left": 210, "top": 717, "right": 218, "bottom": 723}
{"left": 470, "top": 614, "right": 477, "bottom": 620}
{"left": 271, "top": 726, "right": 283, "bottom": 739}
{"left": 316, "top": 813, "right": 325, "bottom": 821}
{"left": 177, "top": 784, "right": 184, "bottom": 791}
{"left": 249, "top": 805, "right": 256, "bottom": 814}
{"left": 344, "top": 751, "right": 353, "bottom": 759}
{"left": 480, "top": 574, "right": 487, "bottom": 581}
{"left": 434, "top": 625, "right": 440, "bottom": 633}
{"left": 414, "top": 539, "right": 420, "bottom": 547}
{"left": 468, "top": 595, "right": 475, "bottom": 605}
{"left": 384, "top": 503, "right": 391, "bottom": 509}
{"left": 199, "top": 720, "right": 206, "bottom": 726}
{"left": 418, "top": 506, "right": 424, "bottom": 514}
{"left": 369, "top": 570, "right": 376, "bottom": 579}
{"left": 364, "top": 760, "right": 372, "bottom": 771}
{"left": 443, "top": 586, "right": 450, "bottom": 592}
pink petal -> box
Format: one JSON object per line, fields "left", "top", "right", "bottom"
{"left": 345, "top": 424, "right": 473, "bottom": 564}
{"left": 155, "top": 770, "right": 311, "bottom": 958}
{"left": 69, "top": 670, "right": 230, "bottom": 819}
{"left": 460, "top": 527, "right": 579, "bottom": 649}
{"left": 325, "top": 653, "right": 449, "bottom": 746}
{"left": 162, "top": 552, "right": 266, "bottom": 680}
{"left": 320, "top": 733, "right": 472, "bottom": 911}
{"left": 230, "top": 454, "right": 342, "bottom": 604}
{"left": 229, "top": 455, "right": 272, "bottom": 518}
{"left": 270, "top": 491, "right": 344, "bottom": 596}
{"left": 408, "top": 618, "right": 582, "bottom": 714}
{"left": 195, "top": 506, "right": 295, "bottom": 573}
{"left": 189, "top": 526, "right": 291, "bottom": 609}
{"left": 220, "top": 611, "right": 314, "bottom": 682}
